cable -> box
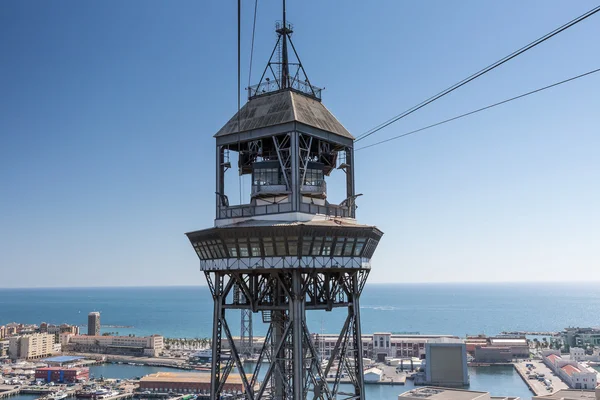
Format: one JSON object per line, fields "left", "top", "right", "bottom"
{"left": 355, "top": 67, "right": 600, "bottom": 151}
{"left": 248, "top": 0, "right": 259, "bottom": 89}
{"left": 237, "top": 0, "right": 242, "bottom": 204}
{"left": 354, "top": 4, "right": 600, "bottom": 143}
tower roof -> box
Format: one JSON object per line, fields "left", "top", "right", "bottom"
{"left": 214, "top": 89, "right": 353, "bottom": 140}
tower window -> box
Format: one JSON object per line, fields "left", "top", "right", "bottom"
{"left": 303, "top": 162, "right": 325, "bottom": 186}
{"left": 252, "top": 162, "right": 283, "bottom": 186}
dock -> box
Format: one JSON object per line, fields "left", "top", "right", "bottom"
{"left": 0, "top": 388, "right": 21, "bottom": 399}
{"left": 513, "top": 360, "right": 568, "bottom": 396}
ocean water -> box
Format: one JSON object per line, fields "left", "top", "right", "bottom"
{"left": 1, "top": 283, "right": 599, "bottom": 338}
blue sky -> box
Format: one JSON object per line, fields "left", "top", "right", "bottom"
{"left": 1, "top": 1, "right": 599, "bottom": 287}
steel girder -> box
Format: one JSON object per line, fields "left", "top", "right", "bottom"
{"left": 204, "top": 268, "right": 369, "bottom": 400}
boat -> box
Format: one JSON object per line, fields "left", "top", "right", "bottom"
{"left": 48, "top": 391, "right": 68, "bottom": 400}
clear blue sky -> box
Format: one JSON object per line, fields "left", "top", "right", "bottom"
{"left": 1, "top": 1, "right": 599, "bottom": 288}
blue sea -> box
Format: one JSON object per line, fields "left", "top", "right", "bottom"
{"left": 1, "top": 283, "right": 599, "bottom": 338}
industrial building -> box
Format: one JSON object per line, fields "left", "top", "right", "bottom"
{"left": 62, "top": 333, "right": 163, "bottom": 356}
{"left": 472, "top": 336, "right": 529, "bottom": 362}
{"left": 35, "top": 367, "right": 89, "bottom": 383}
{"left": 542, "top": 350, "right": 597, "bottom": 389}
{"left": 399, "top": 387, "right": 520, "bottom": 400}
{"left": 139, "top": 372, "right": 247, "bottom": 394}
{"left": 424, "top": 342, "right": 469, "bottom": 387}
{"left": 87, "top": 312, "right": 101, "bottom": 336}
{"left": 8, "top": 333, "right": 56, "bottom": 360}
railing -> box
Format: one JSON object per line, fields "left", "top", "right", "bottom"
{"left": 251, "top": 184, "right": 289, "bottom": 197}
{"left": 247, "top": 78, "right": 322, "bottom": 100}
{"left": 300, "top": 181, "right": 327, "bottom": 195}
{"left": 218, "top": 202, "right": 350, "bottom": 219}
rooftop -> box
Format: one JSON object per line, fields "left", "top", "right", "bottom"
{"left": 140, "top": 372, "right": 242, "bottom": 384}
{"left": 561, "top": 365, "right": 581, "bottom": 376}
{"left": 399, "top": 387, "right": 489, "bottom": 400}
{"left": 489, "top": 338, "right": 528, "bottom": 345}
{"left": 215, "top": 89, "right": 353, "bottom": 140}
{"left": 41, "top": 356, "right": 83, "bottom": 363}
{"left": 533, "top": 389, "right": 597, "bottom": 400}
{"left": 547, "top": 354, "right": 562, "bottom": 363}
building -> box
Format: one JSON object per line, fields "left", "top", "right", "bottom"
{"left": 399, "top": 387, "right": 520, "bottom": 400}
{"left": 364, "top": 368, "right": 383, "bottom": 383}
{"left": 139, "top": 372, "right": 248, "bottom": 394}
{"left": 473, "top": 336, "right": 529, "bottom": 362}
{"left": 311, "top": 333, "right": 458, "bottom": 360}
{"left": 0, "top": 340, "right": 9, "bottom": 357}
{"left": 62, "top": 334, "right": 163, "bottom": 357}
{"left": 465, "top": 335, "right": 489, "bottom": 353}
{"left": 87, "top": 312, "right": 101, "bottom": 336}
{"left": 35, "top": 367, "right": 89, "bottom": 383}
{"left": 542, "top": 350, "right": 597, "bottom": 389}
{"left": 562, "top": 328, "right": 600, "bottom": 348}
{"left": 424, "top": 342, "right": 469, "bottom": 387}
{"left": 533, "top": 389, "right": 599, "bottom": 400}
{"left": 474, "top": 346, "right": 513, "bottom": 363}
{"left": 43, "top": 356, "right": 85, "bottom": 366}
{"left": 8, "top": 333, "right": 56, "bottom": 360}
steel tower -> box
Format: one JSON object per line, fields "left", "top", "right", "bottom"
{"left": 186, "top": 6, "right": 383, "bottom": 400}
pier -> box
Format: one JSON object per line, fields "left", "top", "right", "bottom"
{"left": 0, "top": 388, "right": 20, "bottom": 399}
{"left": 513, "top": 360, "right": 568, "bottom": 396}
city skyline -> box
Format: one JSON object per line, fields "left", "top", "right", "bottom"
{"left": 1, "top": 1, "right": 599, "bottom": 288}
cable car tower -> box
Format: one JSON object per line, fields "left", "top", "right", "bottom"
{"left": 186, "top": 2, "right": 383, "bottom": 399}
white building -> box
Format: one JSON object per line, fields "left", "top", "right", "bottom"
{"left": 542, "top": 350, "right": 597, "bottom": 389}
{"left": 311, "top": 332, "right": 458, "bottom": 360}
{"left": 571, "top": 347, "right": 586, "bottom": 361}
{"left": 364, "top": 367, "right": 382, "bottom": 383}
{"left": 62, "top": 334, "right": 163, "bottom": 357}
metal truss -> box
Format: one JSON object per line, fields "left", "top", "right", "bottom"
{"left": 235, "top": 283, "right": 254, "bottom": 356}
{"left": 204, "top": 268, "right": 369, "bottom": 400}
{"left": 273, "top": 134, "right": 292, "bottom": 190}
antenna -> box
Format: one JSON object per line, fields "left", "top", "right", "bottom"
{"left": 248, "top": 0, "right": 322, "bottom": 100}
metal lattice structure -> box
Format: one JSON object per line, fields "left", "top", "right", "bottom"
{"left": 186, "top": 4, "right": 383, "bottom": 400}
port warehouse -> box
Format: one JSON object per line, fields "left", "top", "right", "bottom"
{"left": 60, "top": 334, "right": 164, "bottom": 357}
{"left": 139, "top": 372, "right": 248, "bottom": 394}
{"left": 34, "top": 367, "right": 89, "bottom": 383}
{"left": 542, "top": 350, "right": 597, "bottom": 389}
{"left": 468, "top": 337, "right": 529, "bottom": 362}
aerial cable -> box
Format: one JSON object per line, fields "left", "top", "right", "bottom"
{"left": 237, "top": 0, "right": 242, "bottom": 204}
{"left": 248, "top": 0, "right": 259, "bottom": 89}
{"left": 354, "top": 4, "right": 600, "bottom": 143}
{"left": 355, "top": 67, "right": 600, "bottom": 151}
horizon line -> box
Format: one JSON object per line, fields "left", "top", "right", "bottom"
{"left": 0, "top": 280, "right": 598, "bottom": 290}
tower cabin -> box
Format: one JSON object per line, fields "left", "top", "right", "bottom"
{"left": 187, "top": 20, "right": 382, "bottom": 273}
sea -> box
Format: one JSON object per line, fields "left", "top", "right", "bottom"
{"left": 1, "top": 283, "right": 599, "bottom": 338}
{"left": 3, "top": 283, "right": 600, "bottom": 400}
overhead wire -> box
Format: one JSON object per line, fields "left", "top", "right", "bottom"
{"left": 237, "top": 0, "right": 242, "bottom": 204}
{"left": 354, "top": 4, "right": 600, "bottom": 143}
{"left": 354, "top": 67, "right": 600, "bottom": 151}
